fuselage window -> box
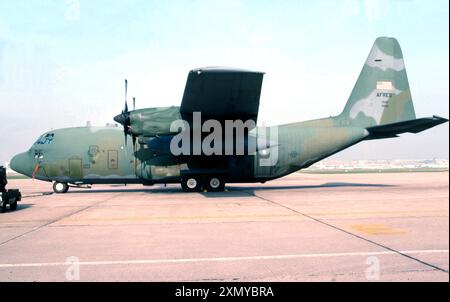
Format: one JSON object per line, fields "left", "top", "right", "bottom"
{"left": 88, "top": 145, "right": 99, "bottom": 156}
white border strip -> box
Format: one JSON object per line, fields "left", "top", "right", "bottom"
{"left": 0, "top": 249, "right": 448, "bottom": 268}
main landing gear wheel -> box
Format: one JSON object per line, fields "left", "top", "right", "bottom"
{"left": 181, "top": 176, "right": 203, "bottom": 192}
{"left": 53, "top": 182, "right": 69, "bottom": 194}
{"left": 205, "top": 176, "right": 225, "bottom": 192}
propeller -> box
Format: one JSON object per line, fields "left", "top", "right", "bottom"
{"left": 113, "top": 79, "right": 139, "bottom": 174}
{"left": 131, "top": 96, "right": 138, "bottom": 174}
{"left": 113, "top": 79, "right": 131, "bottom": 146}
{"left": 131, "top": 96, "right": 137, "bottom": 152}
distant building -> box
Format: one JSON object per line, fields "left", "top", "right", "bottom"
{"left": 307, "top": 159, "right": 449, "bottom": 171}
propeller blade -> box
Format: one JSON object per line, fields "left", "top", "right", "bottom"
{"left": 124, "top": 79, "right": 128, "bottom": 102}
{"left": 132, "top": 135, "right": 137, "bottom": 175}
{"left": 124, "top": 79, "right": 129, "bottom": 113}
{"left": 115, "top": 79, "right": 132, "bottom": 148}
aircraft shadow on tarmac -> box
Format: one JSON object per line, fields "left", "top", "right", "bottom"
{"left": 60, "top": 182, "right": 395, "bottom": 198}
{"left": 202, "top": 182, "right": 395, "bottom": 198}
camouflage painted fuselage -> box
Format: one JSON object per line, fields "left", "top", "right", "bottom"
{"left": 11, "top": 120, "right": 368, "bottom": 185}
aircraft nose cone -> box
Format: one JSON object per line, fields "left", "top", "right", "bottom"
{"left": 114, "top": 113, "right": 125, "bottom": 125}
{"left": 10, "top": 152, "right": 31, "bottom": 177}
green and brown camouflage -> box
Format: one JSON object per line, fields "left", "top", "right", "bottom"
{"left": 339, "top": 37, "right": 416, "bottom": 128}
{"left": 130, "top": 106, "right": 181, "bottom": 136}
{"left": 10, "top": 37, "right": 448, "bottom": 192}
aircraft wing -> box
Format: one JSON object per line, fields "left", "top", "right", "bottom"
{"left": 180, "top": 67, "right": 264, "bottom": 127}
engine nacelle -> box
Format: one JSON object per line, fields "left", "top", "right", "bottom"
{"left": 130, "top": 106, "right": 181, "bottom": 137}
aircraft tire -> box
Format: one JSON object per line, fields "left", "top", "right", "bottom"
{"left": 53, "top": 182, "right": 69, "bottom": 194}
{"left": 205, "top": 176, "right": 225, "bottom": 192}
{"left": 181, "top": 176, "right": 203, "bottom": 192}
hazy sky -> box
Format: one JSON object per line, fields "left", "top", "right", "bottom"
{"left": 0, "top": 0, "right": 448, "bottom": 164}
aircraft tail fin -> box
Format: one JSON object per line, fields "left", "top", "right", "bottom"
{"left": 339, "top": 37, "right": 416, "bottom": 128}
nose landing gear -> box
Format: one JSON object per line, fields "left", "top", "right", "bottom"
{"left": 53, "top": 182, "right": 69, "bottom": 194}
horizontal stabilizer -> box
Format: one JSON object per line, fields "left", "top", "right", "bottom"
{"left": 366, "top": 115, "right": 448, "bottom": 139}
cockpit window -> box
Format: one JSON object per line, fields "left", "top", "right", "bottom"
{"left": 35, "top": 133, "right": 55, "bottom": 145}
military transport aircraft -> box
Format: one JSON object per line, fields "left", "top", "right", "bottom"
{"left": 10, "top": 37, "right": 448, "bottom": 193}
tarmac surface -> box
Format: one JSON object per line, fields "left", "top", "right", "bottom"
{"left": 0, "top": 172, "right": 448, "bottom": 282}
